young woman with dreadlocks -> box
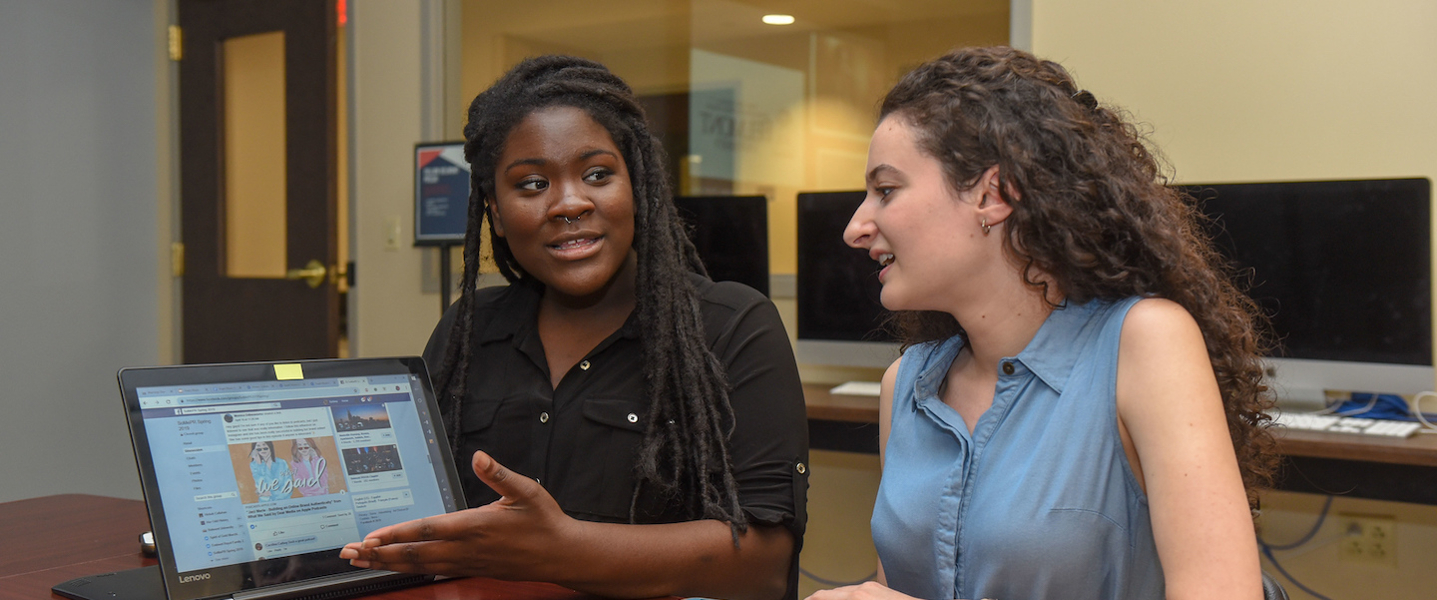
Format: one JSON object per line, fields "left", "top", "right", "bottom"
{"left": 804, "top": 47, "right": 1278, "bottom": 600}
{"left": 338, "top": 56, "right": 808, "bottom": 600}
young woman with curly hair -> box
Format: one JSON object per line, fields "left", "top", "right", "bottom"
{"left": 340, "top": 55, "right": 808, "bottom": 600}
{"left": 808, "top": 46, "right": 1277, "bottom": 600}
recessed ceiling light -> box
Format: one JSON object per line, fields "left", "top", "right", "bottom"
{"left": 762, "top": 14, "right": 795, "bottom": 25}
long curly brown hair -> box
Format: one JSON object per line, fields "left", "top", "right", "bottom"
{"left": 882, "top": 46, "right": 1277, "bottom": 508}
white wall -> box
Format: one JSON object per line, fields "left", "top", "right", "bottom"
{"left": 1028, "top": 2, "right": 1437, "bottom": 598}
{"left": 0, "top": 0, "right": 163, "bottom": 502}
{"left": 348, "top": 0, "right": 458, "bottom": 360}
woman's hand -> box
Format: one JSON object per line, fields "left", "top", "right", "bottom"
{"left": 341, "top": 450, "right": 793, "bottom": 600}
{"left": 338, "top": 450, "right": 580, "bottom": 581}
{"left": 806, "top": 582, "right": 926, "bottom": 600}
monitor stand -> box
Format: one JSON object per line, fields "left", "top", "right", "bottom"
{"left": 1272, "top": 384, "right": 1329, "bottom": 412}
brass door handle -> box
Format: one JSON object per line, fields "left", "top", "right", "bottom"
{"left": 285, "top": 259, "right": 327, "bottom": 288}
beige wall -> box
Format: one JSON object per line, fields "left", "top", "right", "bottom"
{"left": 1032, "top": 1, "right": 1437, "bottom": 185}
{"left": 1257, "top": 491, "right": 1437, "bottom": 600}
{"left": 349, "top": 1, "right": 450, "bottom": 358}
{"left": 1030, "top": 2, "right": 1437, "bottom": 598}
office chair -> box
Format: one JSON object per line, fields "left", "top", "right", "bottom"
{"left": 1261, "top": 570, "right": 1290, "bottom": 600}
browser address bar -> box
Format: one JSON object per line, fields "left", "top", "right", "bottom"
{"left": 140, "top": 387, "right": 367, "bottom": 408}
{"left": 178, "top": 402, "right": 282, "bottom": 415}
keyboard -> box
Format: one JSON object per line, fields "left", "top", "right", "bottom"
{"left": 1271, "top": 412, "right": 1423, "bottom": 438}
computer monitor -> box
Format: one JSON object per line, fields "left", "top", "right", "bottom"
{"left": 1183, "top": 178, "right": 1434, "bottom": 405}
{"left": 795, "top": 191, "right": 901, "bottom": 369}
{"left": 672, "top": 195, "right": 770, "bottom": 296}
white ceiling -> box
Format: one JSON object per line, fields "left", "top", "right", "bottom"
{"left": 469, "top": 0, "right": 1008, "bottom": 53}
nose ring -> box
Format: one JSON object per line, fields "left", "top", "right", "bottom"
{"left": 561, "top": 215, "right": 581, "bottom": 224}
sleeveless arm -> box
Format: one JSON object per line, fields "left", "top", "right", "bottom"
{"left": 877, "top": 357, "right": 900, "bottom": 468}
{"left": 875, "top": 358, "right": 900, "bottom": 584}
{"left": 1116, "top": 298, "right": 1261, "bottom": 600}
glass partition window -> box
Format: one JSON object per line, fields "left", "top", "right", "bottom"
{"left": 222, "top": 31, "right": 288, "bottom": 279}
{"left": 460, "top": 0, "right": 1008, "bottom": 274}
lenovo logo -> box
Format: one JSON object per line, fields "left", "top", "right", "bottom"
{"left": 178, "top": 573, "right": 212, "bottom": 584}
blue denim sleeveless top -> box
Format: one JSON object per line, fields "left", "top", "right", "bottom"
{"left": 871, "top": 298, "right": 1163, "bottom": 600}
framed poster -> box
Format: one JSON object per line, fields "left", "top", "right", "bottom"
{"left": 414, "top": 142, "right": 470, "bottom": 246}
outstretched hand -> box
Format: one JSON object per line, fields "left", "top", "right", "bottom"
{"left": 806, "top": 582, "right": 931, "bottom": 600}
{"left": 339, "top": 451, "right": 580, "bottom": 580}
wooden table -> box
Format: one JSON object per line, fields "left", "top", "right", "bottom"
{"left": 1275, "top": 426, "right": 1437, "bottom": 467}
{"left": 0, "top": 494, "right": 612, "bottom": 600}
{"left": 802, "top": 384, "right": 881, "bottom": 424}
{"left": 1267, "top": 427, "right": 1437, "bottom": 505}
{"left": 804, "top": 383, "right": 1437, "bottom": 504}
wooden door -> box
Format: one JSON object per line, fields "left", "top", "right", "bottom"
{"left": 178, "top": 0, "right": 339, "bottom": 363}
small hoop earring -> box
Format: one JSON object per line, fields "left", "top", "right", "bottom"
{"left": 981, "top": 218, "right": 991, "bottom": 235}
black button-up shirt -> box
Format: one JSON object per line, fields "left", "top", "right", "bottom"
{"left": 423, "top": 274, "right": 808, "bottom": 548}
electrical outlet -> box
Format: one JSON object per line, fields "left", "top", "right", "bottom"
{"left": 384, "top": 216, "right": 402, "bottom": 250}
{"left": 1339, "top": 514, "right": 1397, "bottom": 567}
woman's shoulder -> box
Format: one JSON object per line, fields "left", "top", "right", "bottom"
{"left": 1114, "top": 297, "right": 1209, "bottom": 391}
{"left": 898, "top": 335, "right": 963, "bottom": 367}
{"left": 688, "top": 274, "right": 776, "bottom": 328}
{"left": 449, "top": 281, "right": 531, "bottom": 312}
{"left": 426, "top": 282, "right": 533, "bottom": 360}
{"left": 688, "top": 273, "right": 768, "bottom": 312}
{"left": 884, "top": 336, "right": 961, "bottom": 396}
{"left": 1119, "top": 297, "right": 1198, "bottom": 342}
{"left": 469, "top": 282, "right": 531, "bottom": 315}
{"left": 685, "top": 274, "right": 793, "bottom": 361}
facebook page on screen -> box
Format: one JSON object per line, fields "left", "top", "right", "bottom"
{"left": 137, "top": 375, "right": 452, "bottom": 574}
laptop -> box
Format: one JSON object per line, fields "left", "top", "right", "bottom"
{"left": 53, "top": 357, "right": 467, "bottom": 600}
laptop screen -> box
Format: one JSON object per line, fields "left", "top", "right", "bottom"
{"left": 120, "top": 358, "right": 463, "bottom": 600}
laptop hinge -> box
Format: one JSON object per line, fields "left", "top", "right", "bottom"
{"left": 229, "top": 571, "right": 427, "bottom": 600}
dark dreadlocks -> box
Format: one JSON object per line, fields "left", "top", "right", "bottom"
{"left": 431, "top": 55, "right": 748, "bottom": 539}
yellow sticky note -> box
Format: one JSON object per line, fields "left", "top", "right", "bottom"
{"left": 274, "top": 363, "right": 304, "bottom": 380}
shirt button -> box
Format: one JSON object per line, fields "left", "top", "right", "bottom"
{"left": 796, "top": 462, "right": 807, "bottom": 474}
{"left": 1002, "top": 362, "right": 1015, "bottom": 375}
{"left": 539, "top": 411, "right": 550, "bottom": 423}
{"left": 627, "top": 413, "right": 639, "bottom": 423}
{"left": 579, "top": 360, "right": 591, "bottom": 371}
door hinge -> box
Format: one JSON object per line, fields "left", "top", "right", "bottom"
{"left": 167, "top": 25, "right": 182, "bottom": 61}
{"left": 171, "top": 242, "right": 185, "bottom": 277}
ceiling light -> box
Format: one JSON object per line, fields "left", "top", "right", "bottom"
{"left": 762, "top": 14, "right": 795, "bottom": 25}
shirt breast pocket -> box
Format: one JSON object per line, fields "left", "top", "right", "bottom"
{"left": 560, "top": 396, "right": 648, "bottom": 521}
{"left": 459, "top": 395, "right": 504, "bottom": 433}
{"left": 456, "top": 394, "right": 536, "bottom": 506}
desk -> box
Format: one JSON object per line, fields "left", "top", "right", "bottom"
{"left": 804, "top": 384, "right": 882, "bottom": 455}
{"left": 1269, "top": 429, "right": 1437, "bottom": 505}
{"left": 803, "top": 383, "right": 1437, "bottom": 505}
{"left": 0, "top": 494, "right": 609, "bottom": 600}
